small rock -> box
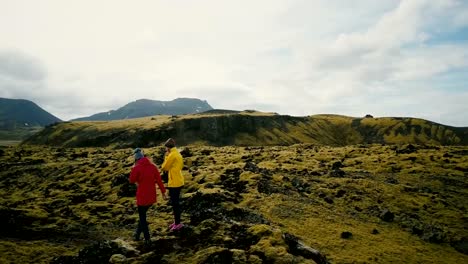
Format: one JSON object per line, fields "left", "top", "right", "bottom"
{"left": 244, "top": 162, "right": 259, "bottom": 173}
{"left": 324, "top": 197, "right": 334, "bottom": 204}
{"left": 282, "top": 233, "right": 329, "bottom": 263}
{"left": 112, "top": 238, "right": 140, "bottom": 257}
{"left": 451, "top": 238, "right": 468, "bottom": 255}
{"left": 380, "top": 209, "right": 395, "bottom": 222}
{"left": 96, "top": 161, "right": 109, "bottom": 168}
{"left": 180, "top": 147, "right": 192, "bottom": 157}
{"left": 109, "top": 254, "right": 127, "bottom": 263}
{"left": 331, "top": 161, "right": 343, "bottom": 170}
{"left": 385, "top": 178, "right": 399, "bottom": 184}
{"left": 396, "top": 144, "right": 417, "bottom": 154}
{"left": 371, "top": 229, "right": 380, "bottom": 235}
{"left": 443, "top": 153, "right": 453, "bottom": 158}
{"left": 330, "top": 169, "right": 345, "bottom": 178}
{"left": 335, "top": 190, "right": 346, "bottom": 198}
{"left": 201, "top": 149, "right": 212, "bottom": 155}
{"left": 341, "top": 231, "right": 353, "bottom": 239}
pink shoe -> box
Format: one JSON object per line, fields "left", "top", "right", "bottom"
{"left": 170, "top": 223, "right": 184, "bottom": 231}
{"left": 168, "top": 223, "right": 175, "bottom": 229}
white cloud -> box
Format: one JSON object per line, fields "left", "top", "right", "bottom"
{"left": 0, "top": 0, "right": 467, "bottom": 125}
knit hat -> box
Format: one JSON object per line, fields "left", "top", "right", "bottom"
{"left": 134, "top": 148, "right": 144, "bottom": 161}
{"left": 164, "top": 138, "right": 176, "bottom": 148}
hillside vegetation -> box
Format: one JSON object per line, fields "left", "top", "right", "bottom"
{"left": 24, "top": 112, "right": 468, "bottom": 147}
{"left": 0, "top": 144, "right": 467, "bottom": 263}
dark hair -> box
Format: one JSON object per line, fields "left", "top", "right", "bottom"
{"left": 164, "top": 138, "right": 176, "bottom": 148}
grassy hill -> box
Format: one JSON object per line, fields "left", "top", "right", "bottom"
{"left": 0, "top": 98, "right": 61, "bottom": 129}
{"left": 0, "top": 98, "right": 61, "bottom": 144}
{"left": 0, "top": 144, "right": 467, "bottom": 263}
{"left": 23, "top": 112, "right": 468, "bottom": 147}
{"left": 71, "top": 98, "right": 213, "bottom": 121}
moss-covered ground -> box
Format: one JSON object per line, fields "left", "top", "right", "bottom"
{"left": 0, "top": 144, "right": 467, "bottom": 263}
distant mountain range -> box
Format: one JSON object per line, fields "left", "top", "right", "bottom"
{"left": 72, "top": 98, "right": 213, "bottom": 121}
{"left": 0, "top": 98, "right": 61, "bottom": 130}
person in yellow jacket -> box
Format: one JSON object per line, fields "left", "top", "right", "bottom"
{"left": 161, "top": 138, "right": 185, "bottom": 231}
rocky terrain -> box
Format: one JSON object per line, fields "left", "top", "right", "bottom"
{"left": 1, "top": 143, "right": 467, "bottom": 263}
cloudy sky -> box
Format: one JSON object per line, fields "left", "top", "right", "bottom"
{"left": 0, "top": 0, "right": 467, "bottom": 126}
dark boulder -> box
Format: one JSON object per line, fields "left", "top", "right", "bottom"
{"left": 117, "top": 183, "right": 136, "bottom": 198}
{"left": 385, "top": 178, "right": 399, "bottom": 184}
{"left": 180, "top": 147, "right": 192, "bottom": 157}
{"left": 380, "top": 209, "right": 395, "bottom": 222}
{"left": 331, "top": 161, "right": 343, "bottom": 170}
{"left": 201, "top": 149, "right": 212, "bottom": 155}
{"left": 283, "top": 233, "right": 329, "bottom": 264}
{"left": 335, "top": 190, "right": 346, "bottom": 198}
{"left": 111, "top": 173, "right": 129, "bottom": 187}
{"left": 257, "top": 177, "right": 289, "bottom": 195}
{"left": 396, "top": 144, "right": 417, "bottom": 154}
{"left": 51, "top": 241, "right": 124, "bottom": 264}
{"left": 329, "top": 169, "right": 345, "bottom": 178}
{"left": 112, "top": 173, "right": 136, "bottom": 197}
{"left": 291, "top": 177, "right": 310, "bottom": 193}
{"left": 244, "top": 162, "right": 259, "bottom": 173}
{"left": 184, "top": 190, "right": 240, "bottom": 225}
{"left": 324, "top": 197, "right": 334, "bottom": 204}
{"left": 341, "top": 232, "right": 353, "bottom": 239}
{"left": 70, "top": 152, "right": 88, "bottom": 159}
{"left": 96, "top": 161, "right": 109, "bottom": 168}
{"left": 451, "top": 238, "right": 468, "bottom": 255}
{"left": 421, "top": 225, "right": 446, "bottom": 243}
{"left": 219, "top": 168, "right": 248, "bottom": 193}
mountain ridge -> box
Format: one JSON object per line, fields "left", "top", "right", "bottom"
{"left": 0, "top": 97, "right": 61, "bottom": 129}
{"left": 0, "top": 98, "right": 61, "bottom": 141}
{"left": 23, "top": 112, "right": 468, "bottom": 147}
{"left": 71, "top": 98, "right": 213, "bottom": 121}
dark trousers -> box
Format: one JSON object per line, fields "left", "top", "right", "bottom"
{"left": 135, "top": 205, "right": 151, "bottom": 241}
{"left": 168, "top": 187, "right": 182, "bottom": 224}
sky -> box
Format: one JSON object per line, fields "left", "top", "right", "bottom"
{"left": 0, "top": 0, "right": 467, "bottom": 126}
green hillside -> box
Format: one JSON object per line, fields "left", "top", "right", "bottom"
{"left": 0, "top": 98, "right": 61, "bottom": 143}
{"left": 23, "top": 112, "right": 468, "bottom": 147}
{"left": 0, "top": 98, "right": 61, "bottom": 129}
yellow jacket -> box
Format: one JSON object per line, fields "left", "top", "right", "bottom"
{"left": 161, "top": 147, "right": 184, "bottom": 187}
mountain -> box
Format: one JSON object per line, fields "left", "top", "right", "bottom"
{"left": 72, "top": 98, "right": 213, "bottom": 121}
{"left": 0, "top": 98, "right": 61, "bottom": 129}
{"left": 23, "top": 111, "right": 468, "bottom": 147}
{"left": 0, "top": 98, "right": 61, "bottom": 142}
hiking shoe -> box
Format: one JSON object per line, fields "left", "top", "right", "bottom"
{"left": 170, "top": 223, "right": 184, "bottom": 231}
{"left": 168, "top": 223, "right": 175, "bottom": 229}
{"left": 144, "top": 240, "right": 151, "bottom": 248}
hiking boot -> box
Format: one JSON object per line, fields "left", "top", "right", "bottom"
{"left": 170, "top": 223, "right": 184, "bottom": 231}
{"left": 144, "top": 239, "right": 151, "bottom": 248}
